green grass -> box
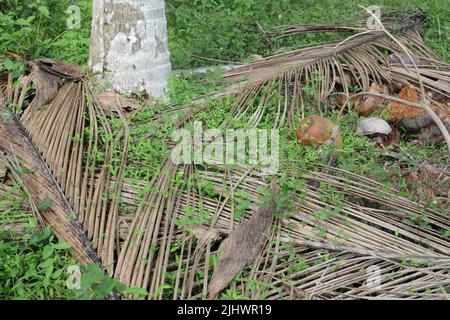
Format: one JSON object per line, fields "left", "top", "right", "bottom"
{"left": 0, "top": 0, "right": 91, "bottom": 66}
{"left": 166, "top": 0, "right": 449, "bottom": 68}
{"left": 1, "top": 0, "right": 448, "bottom": 69}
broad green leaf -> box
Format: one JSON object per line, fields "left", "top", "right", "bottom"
{"left": 126, "top": 287, "right": 148, "bottom": 296}
{"left": 38, "top": 6, "right": 50, "bottom": 17}
{"left": 53, "top": 241, "right": 72, "bottom": 250}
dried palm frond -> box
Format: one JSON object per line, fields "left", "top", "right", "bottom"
{"left": 181, "top": 11, "right": 449, "bottom": 135}
{"left": 105, "top": 161, "right": 448, "bottom": 299}
{"left": 0, "top": 59, "right": 130, "bottom": 275}
{"left": 269, "top": 9, "right": 428, "bottom": 39}
{"left": 0, "top": 93, "right": 99, "bottom": 264}
{"left": 113, "top": 159, "right": 182, "bottom": 289}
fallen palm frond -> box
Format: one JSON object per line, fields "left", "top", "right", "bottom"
{"left": 181, "top": 11, "right": 449, "bottom": 137}
{"left": 0, "top": 58, "right": 130, "bottom": 275}
{"left": 113, "top": 159, "right": 182, "bottom": 291}
{"left": 0, "top": 94, "right": 98, "bottom": 264}
{"left": 4, "top": 128, "right": 447, "bottom": 299}
{"left": 198, "top": 167, "right": 448, "bottom": 299}
{"left": 89, "top": 162, "right": 448, "bottom": 299}
{"left": 269, "top": 9, "right": 428, "bottom": 39}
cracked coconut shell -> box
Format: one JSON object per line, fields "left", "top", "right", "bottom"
{"left": 296, "top": 115, "right": 343, "bottom": 148}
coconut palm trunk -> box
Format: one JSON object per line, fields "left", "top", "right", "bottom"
{"left": 89, "top": 0, "right": 171, "bottom": 97}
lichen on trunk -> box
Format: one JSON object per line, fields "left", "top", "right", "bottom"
{"left": 89, "top": 0, "right": 171, "bottom": 97}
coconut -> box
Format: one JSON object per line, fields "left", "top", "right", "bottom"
{"left": 357, "top": 117, "right": 398, "bottom": 147}
{"left": 357, "top": 118, "right": 392, "bottom": 136}
{"left": 346, "top": 83, "right": 388, "bottom": 117}
{"left": 296, "top": 115, "right": 343, "bottom": 148}
{"left": 384, "top": 85, "right": 443, "bottom": 132}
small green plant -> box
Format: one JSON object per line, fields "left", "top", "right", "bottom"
{"left": 71, "top": 263, "right": 148, "bottom": 300}
{"left": 0, "top": 226, "right": 76, "bottom": 300}
{"left": 220, "top": 289, "right": 249, "bottom": 300}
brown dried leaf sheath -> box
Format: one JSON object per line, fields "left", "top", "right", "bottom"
{"left": 207, "top": 188, "right": 276, "bottom": 299}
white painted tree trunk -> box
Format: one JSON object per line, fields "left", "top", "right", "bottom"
{"left": 89, "top": 0, "right": 171, "bottom": 97}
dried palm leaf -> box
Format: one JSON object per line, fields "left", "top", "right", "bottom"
{"left": 180, "top": 11, "right": 449, "bottom": 140}
{"left": 0, "top": 93, "right": 98, "bottom": 264}
{"left": 207, "top": 180, "right": 276, "bottom": 299}
{"left": 0, "top": 59, "right": 130, "bottom": 275}
{"left": 107, "top": 160, "right": 448, "bottom": 299}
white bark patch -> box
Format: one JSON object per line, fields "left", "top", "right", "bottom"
{"left": 89, "top": 0, "right": 171, "bottom": 97}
